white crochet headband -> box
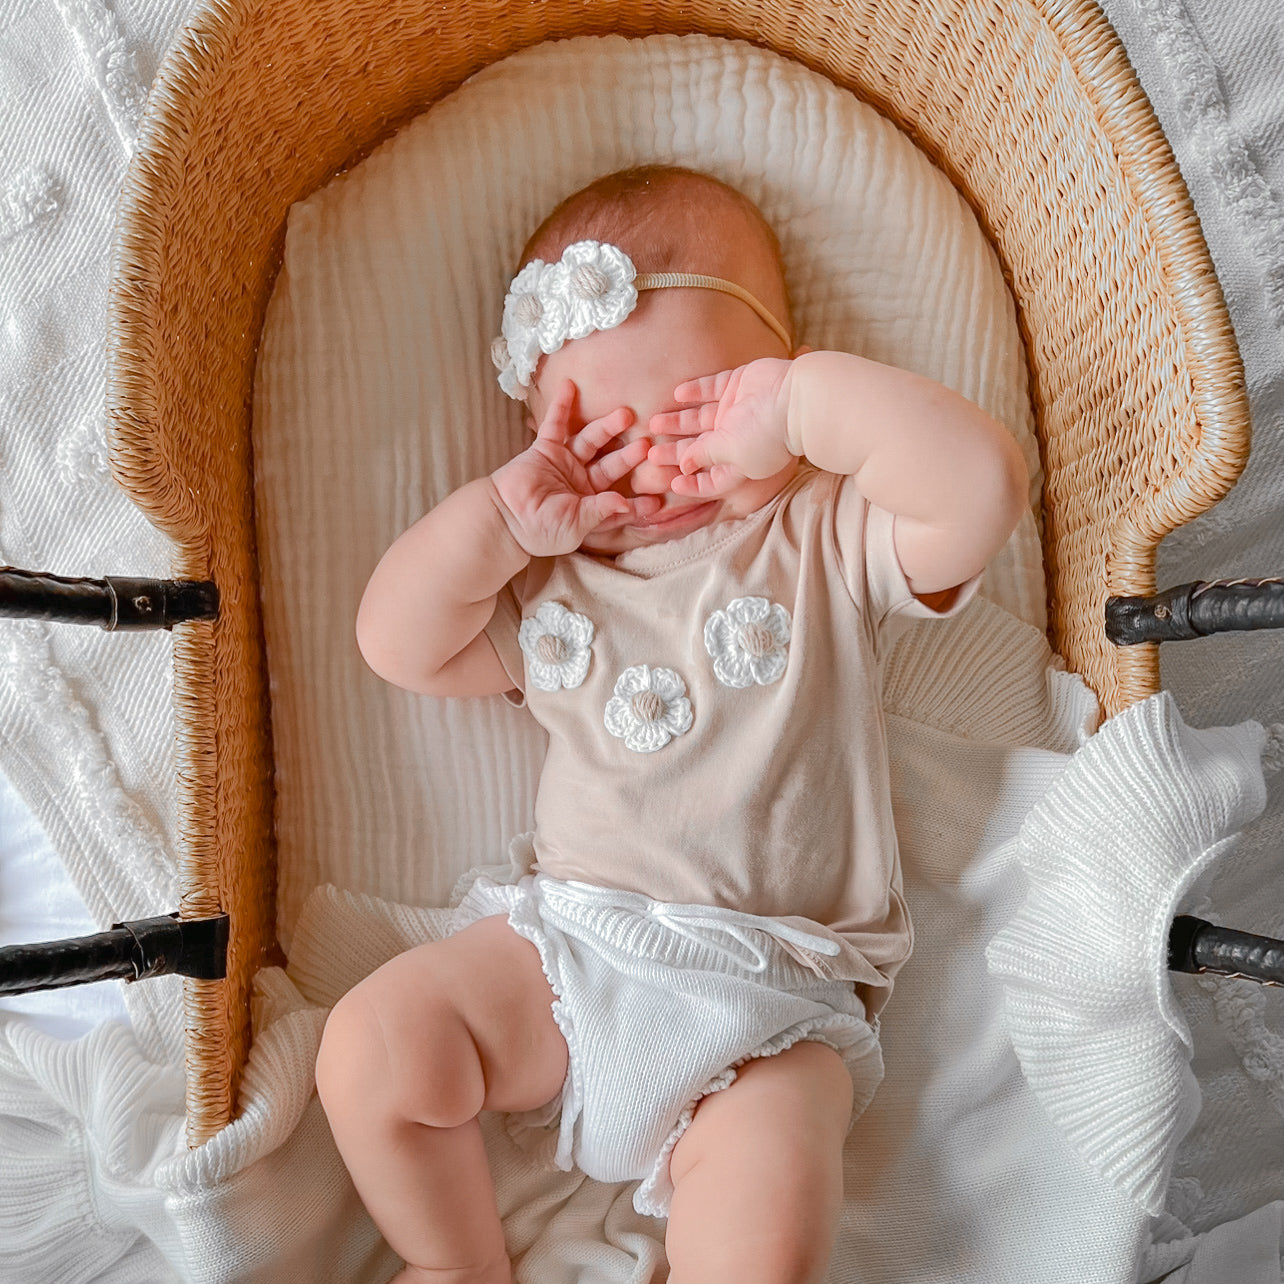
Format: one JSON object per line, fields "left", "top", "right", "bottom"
{"left": 491, "top": 239, "right": 793, "bottom": 400}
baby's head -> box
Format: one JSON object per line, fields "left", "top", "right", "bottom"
{"left": 497, "top": 166, "right": 801, "bottom": 552}
{"left": 506, "top": 166, "right": 793, "bottom": 420}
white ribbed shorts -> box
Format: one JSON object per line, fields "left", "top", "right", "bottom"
{"left": 451, "top": 871, "right": 884, "bottom": 1218}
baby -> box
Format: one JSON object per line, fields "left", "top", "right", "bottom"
{"left": 315, "top": 166, "right": 1027, "bottom": 1283}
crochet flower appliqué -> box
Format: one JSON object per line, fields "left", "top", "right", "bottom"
{"left": 495, "top": 259, "right": 569, "bottom": 399}
{"left": 492, "top": 242, "right": 639, "bottom": 400}
{"left": 603, "top": 665, "right": 693, "bottom": 753}
{"left": 703, "top": 597, "right": 792, "bottom": 688}
{"left": 557, "top": 241, "right": 637, "bottom": 339}
{"left": 518, "top": 601, "right": 594, "bottom": 692}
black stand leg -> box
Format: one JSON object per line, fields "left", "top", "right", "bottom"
{"left": 0, "top": 567, "right": 218, "bottom": 630}
{"left": 1168, "top": 916, "right": 1284, "bottom": 985}
{"left": 0, "top": 914, "right": 229, "bottom": 994}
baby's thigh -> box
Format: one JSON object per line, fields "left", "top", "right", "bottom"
{"left": 318, "top": 915, "right": 568, "bottom": 1122}
{"left": 673, "top": 1040, "right": 853, "bottom": 1183}
{"left": 665, "top": 1042, "right": 853, "bottom": 1281}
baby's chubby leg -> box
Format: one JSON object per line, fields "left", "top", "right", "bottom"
{"left": 665, "top": 1040, "right": 853, "bottom": 1284}
{"left": 315, "top": 915, "right": 569, "bottom": 1284}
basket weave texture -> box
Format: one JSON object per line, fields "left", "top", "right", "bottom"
{"left": 106, "top": 0, "right": 1250, "bottom": 1145}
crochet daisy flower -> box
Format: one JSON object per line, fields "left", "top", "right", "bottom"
{"left": 498, "top": 259, "right": 569, "bottom": 394}
{"left": 603, "top": 665, "right": 693, "bottom": 753}
{"left": 518, "top": 601, "right": 594, "bottom": 692}
{"left": 703, "top": 597, "right": 792, "bottom": 688}
{"left": 558, "top": 241, "right": 638, "bottom": 339}
{"left": 492, "top": 241, "right": 642, "bottom": 399}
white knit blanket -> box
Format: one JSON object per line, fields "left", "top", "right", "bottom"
{"left": 1, "top": 2, "right": 1282, "bottom": 1281}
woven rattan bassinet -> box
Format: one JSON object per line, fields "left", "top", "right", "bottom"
{"left": 104, "top": 0, "right": 1251, "bottom": 1145}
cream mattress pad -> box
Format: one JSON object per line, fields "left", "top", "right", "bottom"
{"left": 252, "top": 33, "right": 1045, "bottom": 949}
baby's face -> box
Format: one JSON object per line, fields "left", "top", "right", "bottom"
{"left": 525, "top": 284, "right": 796, "bottom": 556}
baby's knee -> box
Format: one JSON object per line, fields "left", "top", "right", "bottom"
{"left": 315, "top": 990, "right": 385, "bottom": 1125}
{"left": 316, "top": 979, "right": 486, "bottom": 1130}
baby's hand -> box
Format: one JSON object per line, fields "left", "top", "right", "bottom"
{"left": 490, "top": 379, "right": 661, "bottom": 557}
{"left": 647, "top": 357, "right": 795, "bottom": 498}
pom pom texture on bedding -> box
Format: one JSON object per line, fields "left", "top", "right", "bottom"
{"left": 251, "top": 33, "right": 1046, "bottom": 946}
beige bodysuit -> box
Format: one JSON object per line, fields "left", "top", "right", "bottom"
{"left": 485, "top": 466, "right": 977, "bottom": 1016}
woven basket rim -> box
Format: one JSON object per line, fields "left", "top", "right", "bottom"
{"left": 1036, "top": 0, "right": 1249, "bottom": 551}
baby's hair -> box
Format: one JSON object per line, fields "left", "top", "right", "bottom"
{"left": 519, "top": 165, "right": 793, "bottom": 330}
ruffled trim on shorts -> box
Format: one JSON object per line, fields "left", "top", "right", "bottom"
{"left": 632, "top": 1011, "right": 884, "bottom": 1219}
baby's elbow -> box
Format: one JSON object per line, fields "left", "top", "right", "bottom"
{"left": 354, "top": 600, "right": 390, "bottom": 678}
{"left": 950, "top": 433, "right": 1028, "bottom": 582}
{"left": 357, "top": 614, "right": 477, "bottom": 697}
{"left": 355, "top": 620, "right": 399, "bottom": 688}
{"left": 986, "top": 431, "right": 1030, "bottom": 546}
{"left": 355, "top": 608, "right": 424, "bottom": 692}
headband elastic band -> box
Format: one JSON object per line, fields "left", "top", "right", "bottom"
{"left": 633, "top": 272, "right": 793, "bottom": 353}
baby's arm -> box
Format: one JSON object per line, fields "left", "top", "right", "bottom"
{"left": 356, "top": 476, "right": 530, "bottom": 696}
{"left": 652, "top": 352, "right": 1027, "bottom": 598}
{"left": 357, "top": 380, "right": 656, "bottom": 696}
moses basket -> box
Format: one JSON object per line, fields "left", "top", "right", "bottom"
{"left": 102, "top": 0, "right": 1251, "bottom": 1145}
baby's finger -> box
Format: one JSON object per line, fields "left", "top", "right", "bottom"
{"left": 593, "top": 494, "right": 664, "bottom": 531}
{"left": 675, "top": 435, "right": 716, "bottom": 476}
{"left": 570, "top": 406, "right": 633, "bottom": 463}
{"left": 645, "top": 440, "right": 682, "bottom": 468}
{"left": 669, "top": 463, "right": 741, "bottom": 499}
{"left": 671, "top": 369, "right": 733, "bottom": 405}
{"left": 535, "top": 379, "right": 578, "bottom": 445}
{"left": 648, "top": 403, "right": 716, "bottom": 439}
{"left": 586, "top": 436, "right": 649, "bottom": 490}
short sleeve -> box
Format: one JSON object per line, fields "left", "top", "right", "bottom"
{"left": 833, "top": 475, "right": 979, "bottom": 650}
{"left": 482, "top": 578, "right": 526, "bottom": 698}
